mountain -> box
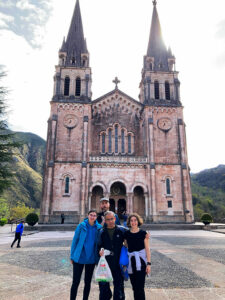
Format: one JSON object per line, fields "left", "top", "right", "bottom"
{"left": 191, "top": 165, "right": 225, "bottom": 222}
{"left": 2, "top": 132, "right": 46, "bottom": 209}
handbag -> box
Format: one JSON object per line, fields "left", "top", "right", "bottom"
{"left": 119, "top": 246, "right": 129, "bottom": 280}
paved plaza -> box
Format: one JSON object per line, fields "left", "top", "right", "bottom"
{"left": 0, "top": 226, "right": 225, "bottom": 299}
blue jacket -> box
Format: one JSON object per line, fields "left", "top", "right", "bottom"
{"left": 70, "top": 219, "right": 102, "bottom": 263}
{"left": 16, "top": 223, "right": 24, "bottom": 235}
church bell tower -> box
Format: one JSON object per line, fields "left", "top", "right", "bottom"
{"left": 140, "top": 0, "right": 194, "bottom": 223}
{"left": 40, "top": 0, "right": 92, "bottom": 224}
{"left": 53, "top": 0, "right": 92, "bottom": 101}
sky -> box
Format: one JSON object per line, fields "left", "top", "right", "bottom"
{"left": 0, "top": 0, "right": 225, "bottom": 173}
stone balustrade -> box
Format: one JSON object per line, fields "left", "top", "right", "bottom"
{"left": 89, "top": 156, "right": 148, "bottom": 164}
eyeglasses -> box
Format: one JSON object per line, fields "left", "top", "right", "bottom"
{"left": 105, "top": 218, "right": 115, "bottom": 221}
{"left": 89, "top": 214, "right": 97, "bottom": 218}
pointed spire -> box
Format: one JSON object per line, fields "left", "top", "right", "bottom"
{"left": 147, "top": 1, "right": 171, "bottom": 71}
{"left": 64, "top": 0, "right": 88, "bottom": 66}
{"left": 60, "top": 37, "right": 66, "bottom": 52}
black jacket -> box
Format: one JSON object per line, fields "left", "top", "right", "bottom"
{"left": 98, "top": 225, "right": 126, "bottom": 270}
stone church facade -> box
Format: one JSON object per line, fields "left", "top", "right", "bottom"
{"left": 40, "top": 0, "right": 194, "bottom": 224}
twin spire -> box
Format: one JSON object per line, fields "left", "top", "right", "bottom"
{"left": 60, "top": 0, "right": 88, "bottom": 67}
{"left": 60, "top": 0, "right": 174, "bottom": 71}
{"left": 147, "top": 0, "right": 174, "bottom": 71}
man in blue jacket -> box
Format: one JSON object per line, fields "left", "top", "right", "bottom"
{"left": 11, "top": 220, "right": 24, "bottom": 248}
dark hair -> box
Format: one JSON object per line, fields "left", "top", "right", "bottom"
{"left": 127, "top": 213, "right": 143, "bottom": 227}
{"left": 88, "top": 210, "right": 97, "bottom": 216}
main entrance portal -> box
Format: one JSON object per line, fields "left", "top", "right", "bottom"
{"left": 110, "top": 182, "right": 126, "bottom": 218}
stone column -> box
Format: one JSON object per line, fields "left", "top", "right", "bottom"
{"left": 148, "top": 117, "right": 157, "bottom": 218}
{"left": 144, "top": 192, "right": 149, "bottom": 218}
{"left": 174, "top": 78, "right": 180, "bottom": 101}
{"left": 55, "top": 73, "right": 61, "bottom": 96}
{"left": 178, "top": 119, "right": 193, "bottom": 222}
{"left": 41, "top": 115, "right": 58, "bottom": 223}
{"left": 146, "top": 77, "right": 151, "bottom": 100}
{"left": 127, "top": 193, "right": 133, "bottom": 214}
{"left": 80, "top": 116, "right": 89, "bottom": 218}
{"left": 85, "top": 74, "right": 89, "bottom": 97}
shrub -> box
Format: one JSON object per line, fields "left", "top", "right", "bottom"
{"left": 201, "top": 213, "right": 213, "bottom": 225}
{"left": 0, "top": 218, "right": 8, "bottom": 226}
{"left": 26, "top": 213, "right": 39, "bottom": 226}
{"left": 11, "top": 204, "right": 35, "bottom": 220}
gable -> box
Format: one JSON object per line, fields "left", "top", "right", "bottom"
{"left": 91, "top": 89, "right": 143, "bottom": 120}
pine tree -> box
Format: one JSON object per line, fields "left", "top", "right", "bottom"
{"left": 0, "top": 72, "right": 19, "bottom": 194}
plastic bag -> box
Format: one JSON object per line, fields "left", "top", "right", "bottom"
{"left": 95, "top": 253, "right": 113, "bottom": 282}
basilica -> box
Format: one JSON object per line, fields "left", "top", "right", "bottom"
{"left": 40, "top": 0, "right": 194, "bottom": 224}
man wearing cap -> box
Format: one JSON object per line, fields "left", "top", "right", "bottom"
{"left": 97, "top": 197, "right": 120, "bottom": 226}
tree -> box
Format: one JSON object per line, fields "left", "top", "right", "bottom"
{"left": 0, "top": 72, "right": 19, "bottom": 194}
{"left": 11, "top": 203, "right": 34, "bottom": 220}
{"left": 0, "top": 198, "right": 9, "bottom": 218}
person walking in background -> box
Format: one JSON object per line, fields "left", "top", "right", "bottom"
{"left": 70, "top": 210, "right": 102, "bottom": 300}
{"left": 11, "top": 220, "right": 24, "bottom": 248}
{"left": 61, "top": 213, "right": 65, "bottom": 224}
{"left": 97, "top": 197, "right": 120, "bottom": 226}
{"left": 124, "top": 213, "right": 151, "bottom": 300}
{"left": 98, "top": 211, "right": 126, "bottom": 300}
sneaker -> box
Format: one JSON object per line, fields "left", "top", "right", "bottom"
{"left": 17, "top": 246, "right": 21, "bottom": 248}
{"left": 11, "top": 245, "right": 13, "bottom": 248}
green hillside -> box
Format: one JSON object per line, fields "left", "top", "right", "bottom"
{"left": 191, "top": 165, "right": 225, "bottom": 222}
{"left": 1, "top": 132, "right": 46, "bottom": 213}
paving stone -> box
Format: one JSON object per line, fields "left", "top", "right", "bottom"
{"left": 0, "top": 230, "right": 225, "bottom": 299}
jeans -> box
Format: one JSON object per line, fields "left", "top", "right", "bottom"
{"left": 129, "top": 258, "right": 146, "bottom": 300}
{"left": 99, "top": 267, "right": 125, "bottom": 300}
{"left": 70, "top": 262, "right": 95, "bottom": 300}
{"left": 11, "top": 232, "right": 21, "bottom": 247}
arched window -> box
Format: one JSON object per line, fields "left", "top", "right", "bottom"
{"left": 150, "top": 63, "right": 153, "bottom": 70}
{"left": 108, "top": 129, "right": 112, "bottom": 153}
{"left": 165, "top": 81, "right": 170, "bottom": 100}
{"left": 154, "top": 81, "right": 159, "bottom": 99}
{"left": 166, "top": 178, "right": 171, "bottom": 195}
{"left": 75, "top": 77, "right": 81, "bottom": 96}
{"left": 64, "top": 77, "right": 70, "bottom": 96}
{"left": 65, "top": 177, "right": 70, "bottom": 194}
{"left": 128, "top": 134, "right": 132, "bottom": 154}
{"left": 115, "top": 125, "right": 118, "bottom": 153}
{"left": 102, "top": 133, "right": 105, "bottom": 153}
{"left": 121, "top": 130, "right": 125, "bottom": 154}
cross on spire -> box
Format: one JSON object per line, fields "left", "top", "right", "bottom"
{"left": 153, "top": 0, "right": 157, "bottom": 6}
{"left": 113, "top": 77, "right": 120, "bottom": 89}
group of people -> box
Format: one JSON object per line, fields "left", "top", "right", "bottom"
{"left": 70, "top": 197, "right": 151, "bottom": 300}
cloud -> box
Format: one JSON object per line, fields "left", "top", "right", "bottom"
{"left": 0, "top": 0, "right": 52, "bottom": 48}
{"left": 215, "top": 19, "right": 225, "bottom": 41}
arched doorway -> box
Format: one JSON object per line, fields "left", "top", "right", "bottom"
{"left": 133, "top": 186, "right": 145, "bottom": 217}
{"left": 91, "top": 186, "right": 103, "bottom": 210}
{"left": 110, "top": 182, "right": 126, "bottom": 218}
{"left": 109, "top": 199, "right": 115, "bottom": 212}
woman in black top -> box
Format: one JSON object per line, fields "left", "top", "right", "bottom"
{"left": 124, "top": 213, "right": 151, "bottom": 300}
